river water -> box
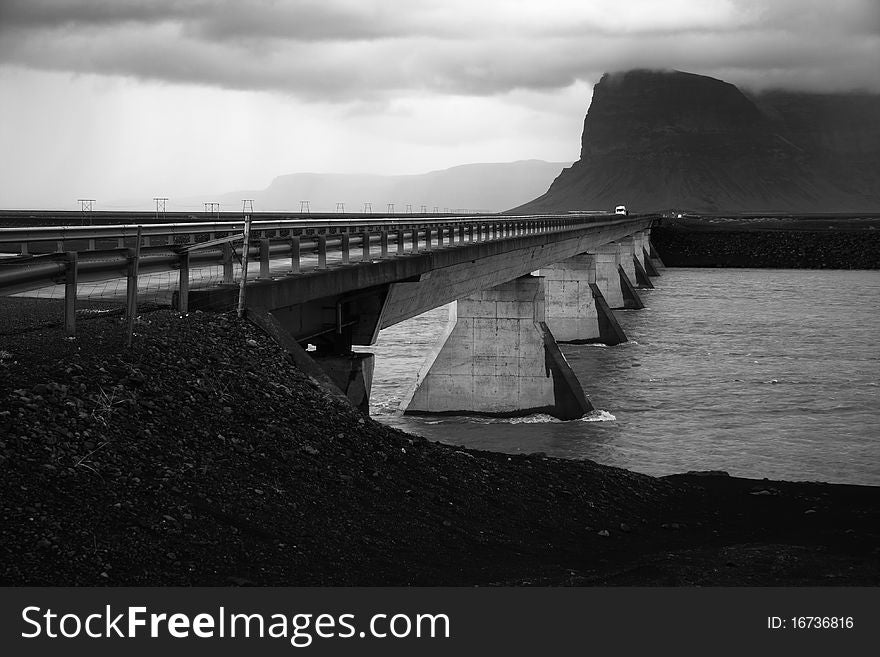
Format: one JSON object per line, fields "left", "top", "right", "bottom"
{"left": 369, "top": 268, "right": 880, "bottom": 486}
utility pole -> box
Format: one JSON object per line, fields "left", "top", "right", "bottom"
{"left": 237, "top": 200, "right": 254, "bottom": 318}
{"left": 153, "top": 197, "right": 168, "bottom": 222}
{"left": 363, "top": 202, "right": 372, "bottom": 214}
{"left": 386, "top": 203, "right": 395, "bottom": 214}
{"left": 300, "top": 200, "right": 310, "bottom": 214}
{"left": 406, "top": 204, "right": 413, "bottom": 214}
{"left": 204, "top": 202, "right": 220, "bottom": 220}
{"left": 336, "top": 202, "right": 345, "bottom": 213}
{"left": 77, "top": 199, "right": 95, "bottom": 226}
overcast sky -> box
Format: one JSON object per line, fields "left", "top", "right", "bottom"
{"left": 1, "top": 0, "right": 878, "bottom": 209}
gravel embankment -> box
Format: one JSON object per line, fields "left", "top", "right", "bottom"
{"left": 1, "top": 299, "right": 878, "bottom": 585}
{"left": 651, "top": 222, "right": 880, "bottom": 269}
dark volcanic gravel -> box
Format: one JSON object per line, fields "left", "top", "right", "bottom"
{"left": 1, "top": 299, "right": 878, "bottom": 585}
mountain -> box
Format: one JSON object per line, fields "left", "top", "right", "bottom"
{"left": 202, "top": 160, "right": 571, "bottom": 214}
{"left": 513, "top": 70, "right": 880, "bottom": 214}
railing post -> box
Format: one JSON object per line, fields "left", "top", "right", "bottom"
{"left": 362, "top": 230, "right": 370, "bottom": 261}
{"left": 380, "top": 230, "right": 389, "bottom": 258}
{"left": 341, "top": 232, "right": 350, "bottom": 264}
{"left": 259, "top": 238, "right": 270, "bottom": 278}
{"left": 88, "top": 238, "right": 96, "bottom": 251}
{"left": 125, "top": 227, "right": 141, "bottom": 346}
{"left": 317, "top": 234, "right": 328, "bottom": 269}
{"left": 222, "top": 242, "right": 234, "bottom": 283}
{"left": 290, "top": 236, "right": 301, "bottom": 274}
{"left": 178, "top": 251, "right": 190, "bottom": 312}
{"left": 396, "top": 229, "right": 405, "bottom": 255}
{"left": 63, "top": 252, "right": 77, "bottom": 337}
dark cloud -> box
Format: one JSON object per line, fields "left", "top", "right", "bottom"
{"left": 1, "top": 0, "right": 878, "bottom": 100}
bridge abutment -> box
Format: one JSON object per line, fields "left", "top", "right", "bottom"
{"left": 402, "top": 274, "right": 592, "bottom": 420}
{"left": 312, "top": 352, "right": 374, "bottom": 415}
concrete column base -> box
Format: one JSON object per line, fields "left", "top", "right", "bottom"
{"left": 591, "top": 244, "right": 624, "bottom": 309}
{"left": 541, "top": 254, "right": 599, "bottom": 343}
{"left": 542, "top": 254, "right": 628, "bottom": 345}
{"left": 402, "top": 275, "right": 592, "bottom": 420}
{"left": 312, "top": 352, "right": 374, "bottom": 415}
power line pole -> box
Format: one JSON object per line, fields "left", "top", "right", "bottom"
{"left": 300, "top": 200, "right": 310, "bottom": 214}
{"left": 153, "top": 197, "right": 168, "bottom": 222}
{"left": 386, "top": 203, "right": 395, "bottom": 214}
{"left": 237, "top": 200, "right": 255, "bottom": 318}
{"left": 204, "top": 202, "right": 220, "bottom": 220}
{"left": 363, "top": 202, "right": 372, "bottom": 214}
{"left": 336, "top": 202, "right": 345, "bottom": 213}
{"left": 77, "top": 199, "right": 95, "bottom": 226}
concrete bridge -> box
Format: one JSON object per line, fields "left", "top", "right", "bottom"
{"left": 187, "top": 213, "right": 664, "bottom": 419}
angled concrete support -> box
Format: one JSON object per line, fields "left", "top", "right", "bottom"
{"left": 648, "top": 234, "right": 666, "bottom": 269}
{"left": 642, "top": 247, "right": 660, "bottom": 276}
{"left": 632, "top": 230, "right": 661, "bottom": 276}
{"left": 402, "top": 275, "right": 592, "bottom": 420}
{"left": 589, "top": 284, "right": 628, "bottom": 345}
{"left": 541, "top": 254, "right": 628, "bottom": 345}
{"left": 618, "top": 265, "right": 645, "bottom": 310}
{"left": 632, "top": 254, "right": 654, "bottom": 288}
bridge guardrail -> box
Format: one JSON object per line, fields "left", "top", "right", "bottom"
{"left": 0, "top": 214, "right": 656, "bottom": 337}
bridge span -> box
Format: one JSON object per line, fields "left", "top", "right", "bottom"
{"left": 184, "top": 213, "right": 663, "bottom": 419}
{"left": 1, "top": 213, "right": 664, "bottom": 420}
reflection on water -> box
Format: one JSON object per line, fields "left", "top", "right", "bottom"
{"left": 369, "top": 269, "right": 880, "bottom": 485}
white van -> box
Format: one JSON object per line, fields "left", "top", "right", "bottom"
{"left": 615, "top": 205, "right": 628, "bottom": 215}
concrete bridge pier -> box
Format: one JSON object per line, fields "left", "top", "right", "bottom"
{"left": 541, "top": 255, "right": 628, "bottom": 345}
{"left": 402, "top": 274, "right": 592, "bottom": 420}
{"left": 635, "top": 230, "right": 661, "bottom": 277}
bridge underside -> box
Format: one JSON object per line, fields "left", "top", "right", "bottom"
{"left": 190, "top": 222, "right": 658, "bottom": 417}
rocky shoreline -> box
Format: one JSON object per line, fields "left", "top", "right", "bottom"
{"left": 1, "top": 301, "right": 878, "bottom": 585}
{"left": 651, "top": 216, "right": 880, "bottom": 269}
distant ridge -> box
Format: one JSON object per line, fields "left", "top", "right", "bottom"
{"left": 513, "top": 70, "right": 880, "bottom": 214}
{"left": 192, "top": 160, "right": 571, "bottom": 214}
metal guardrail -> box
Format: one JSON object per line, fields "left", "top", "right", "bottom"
{"left": 0, "top": 213, "right": 645, "bottom": 251}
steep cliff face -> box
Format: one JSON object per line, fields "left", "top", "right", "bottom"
{"left": 515, "top": 70, "right": 880, "bottom": 213}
